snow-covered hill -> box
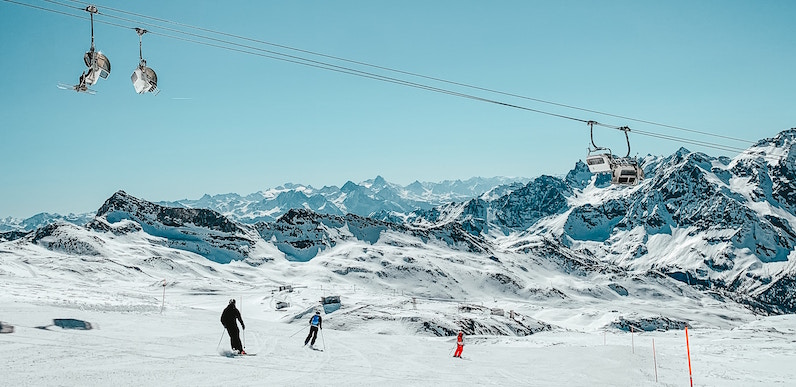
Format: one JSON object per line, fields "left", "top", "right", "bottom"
{"left": 3, "top": 130, "right": 796, "bottom": 322}
{"left": 403, "top": 129, "right": 796, "bottom": 315}
{"left": 3, "top": 129, "right": 796, "bottom": 385}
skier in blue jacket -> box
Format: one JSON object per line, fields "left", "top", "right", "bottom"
{"left": 304, "top": 310, "right": 323, "bottom": 348}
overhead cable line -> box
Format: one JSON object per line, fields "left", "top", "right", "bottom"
{"left": 3, "top": 0, "right": 83, "bottom": 20}
{"left": 40, "top": 0, "right": 594, "bottom": 126}
{"left": 56, "top": 0, "right": 754, "bottom": 145}
{"left": 4, "top": 0, "right": 780, "bottom": 162}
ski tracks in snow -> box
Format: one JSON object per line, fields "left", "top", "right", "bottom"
{"left": 244, "top": 329, "right": 376, "bottom": 384}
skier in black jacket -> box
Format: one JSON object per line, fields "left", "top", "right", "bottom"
{"left": 221, "top": 299, "right": 246, "bottom": 354}
{"left": 304, "top": 310, "right": 323, "bottom": 348}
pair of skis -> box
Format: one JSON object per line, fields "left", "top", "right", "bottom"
{"left": 223, "top": 350, "right": 256, "bottom": 357}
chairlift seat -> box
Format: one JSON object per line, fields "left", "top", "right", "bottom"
{"left": 611, "top": 161, "right": 643, "bottom": 186}
{"left": 131, "top": 66, "right": 158, "bottom": 94}
{"left": 82, "top": 67, "right": 101, "bottom": 86}
{"left": 83, "top": 51, "right": 111, "bottom": 79}
{"left": 586, "top": 153, "right": 613, "bottom": 173}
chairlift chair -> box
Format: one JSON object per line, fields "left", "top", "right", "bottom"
{"left": 82, "top": 50, "right": 111, "bottom": 86}
{"left": 71, "top": 5, "right": 110, "bottom": 90}
{"left": 585, "top": 121, "right": 615, "bottom": 174}
{"left": 131, "top": 28, "right": 159, "bottom": 94}
{"left": 611, "top": 159, "right": 644, "bottom": 185}
{"left": 132, "top": 61, "right": 158, "bottom": 94}
{"left": 584, "top": 122, "right": 644, "bottom": 186}
{"left": 609, "top": 126, "right": 644, "bottom": 185}
{"left": 586, "top": 152, "right": 614, "bottom": 174}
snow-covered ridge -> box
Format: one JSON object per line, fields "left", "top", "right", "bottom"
{"left": 0, "top": 212, "right": 94, "bottom": 232}
{"left": 0, "top": 176, "right": 530, "bottom": 231}
{"left": 92, "top": 190, "right": 263, "bottom": 264}
{"left": 405, "top": 128, "right": 796, "bottom": 314}
{"left": 159, "top": 176, "right": 530, "bottom": 223}
{"left": 2, "top": 128, "right": 796, "bottom": 340}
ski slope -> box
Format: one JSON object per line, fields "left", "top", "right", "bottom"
{"left": 2, "top": 182, "right": 796, "bottom": 386}
{"left": 2, "top": 277, "right": 795, "bottom": 386}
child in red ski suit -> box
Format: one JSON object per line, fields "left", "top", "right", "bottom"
{"left": 453, "top": 331, "right": 464, "bottom": 358}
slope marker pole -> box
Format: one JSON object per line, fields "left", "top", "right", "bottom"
{"left": 652, "top": 338, "right": 658, "bottom": 383}
{"left": 160, "top": 279, "right": 166, "bottom": 314}
{"left": 686, "top": 326, "right": 693, "bottom": 387}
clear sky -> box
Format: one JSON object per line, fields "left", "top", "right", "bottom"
{"left": 1, "top": 0, "right": 794, "bottom": 218}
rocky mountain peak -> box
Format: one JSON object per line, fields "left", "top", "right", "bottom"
{"left": 565, "top": 160, "right": 592, "bottom": 190}
{"left": 341, "top": 180, "right": 360, "bottom": 193}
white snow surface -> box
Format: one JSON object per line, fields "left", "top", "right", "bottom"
{"left": 2, "top": 228, "right": 796, "bottom": 386}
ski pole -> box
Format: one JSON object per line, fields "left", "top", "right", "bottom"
{"left": 217, "top": 328, "right": 226, "bottom": 350}
{"left": 241, "top": 296, "right": 244, "bottom": 350}
{"left": 320, "top": 328, "right": 326, "bottom": 351}
{"left": 289, "top": 326, "right": 305, "bottom": 338}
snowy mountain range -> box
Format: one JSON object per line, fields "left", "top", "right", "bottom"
{"left": 2, "top": 128, "right": 796, "bottom": 338}
{"left": 160, "top": 176, "right": 530, "bottom": 223}
{"left": 0, "top": 212, "right": 94, "bottom": 233}
{"left": 0, "top": 176, "right": 529, "bottom": 231}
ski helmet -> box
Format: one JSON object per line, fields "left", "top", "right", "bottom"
{"left": 229, "top": 299, "right": 236, "bottom": 305}
{"left": 315, "top": 310, "right": 320, "bottom": 315}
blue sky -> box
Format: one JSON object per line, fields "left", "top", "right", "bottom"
{"left": 1, "top": 0, "right": 794, "bottom": 218}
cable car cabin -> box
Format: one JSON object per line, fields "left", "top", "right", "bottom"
{"left": 131, "top": 64, "right": 158, "bottom": 94}
{"left": 585, "top": 153, "right": 613, "bottom": 174}
{"left": 611, "top": 162, "right": 644, "bottom": 186}
{"left": 321, "top": 295, "right": 341, "bottom": 314}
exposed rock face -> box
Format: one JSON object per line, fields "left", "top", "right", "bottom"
{"left": 155, "top": 176, "right": 529, "bottom": 224}
{"left": 0, "top": 230, "right": 31, "bottom": 242}
{"left": 4, "top": 129, "right": 796, "bottom": 319}
{"left": 610, "top": 316, "right": 690, "bottom": 332}
{"left": 405, "top": 175, "right": 572, "bottom": 236}
{"left": 564, "top": 200, "right": 628, "bottom": 242}
{"left": 492, "top": 175, "right": 572, "bottom": 230}
{"left": 31, "top": 222, "right": 102, "bottom": 256}
{"left": 255, "top": 209, "right": 490, "bottom": 261}
{"left": 95, "top": 191, "right": 260, "bottom": 263}
{"left": 407, "top": 129, "right": 796, "bottom": 315}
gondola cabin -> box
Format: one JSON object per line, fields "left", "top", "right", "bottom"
{"left": 611, "top": 162, "right": 644, "bottom": 185}
{"left": 585, "top": 153, "right": 613, "bottom": 174}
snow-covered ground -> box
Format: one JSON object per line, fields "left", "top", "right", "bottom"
{"left": 3, "top": 196, "right": 796, "bottom": 386}
{"left": 2, "top": 272, "right": 795, "bottom": 386}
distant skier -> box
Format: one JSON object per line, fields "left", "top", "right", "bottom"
{"left": 304, "top": 310, "right": 323, "bottom": 349}
{"left": 453, "top": 331, "right": 464, "bottom": 358}
{"left": 221, "top": 299, "right": 246, "bottom": 354}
